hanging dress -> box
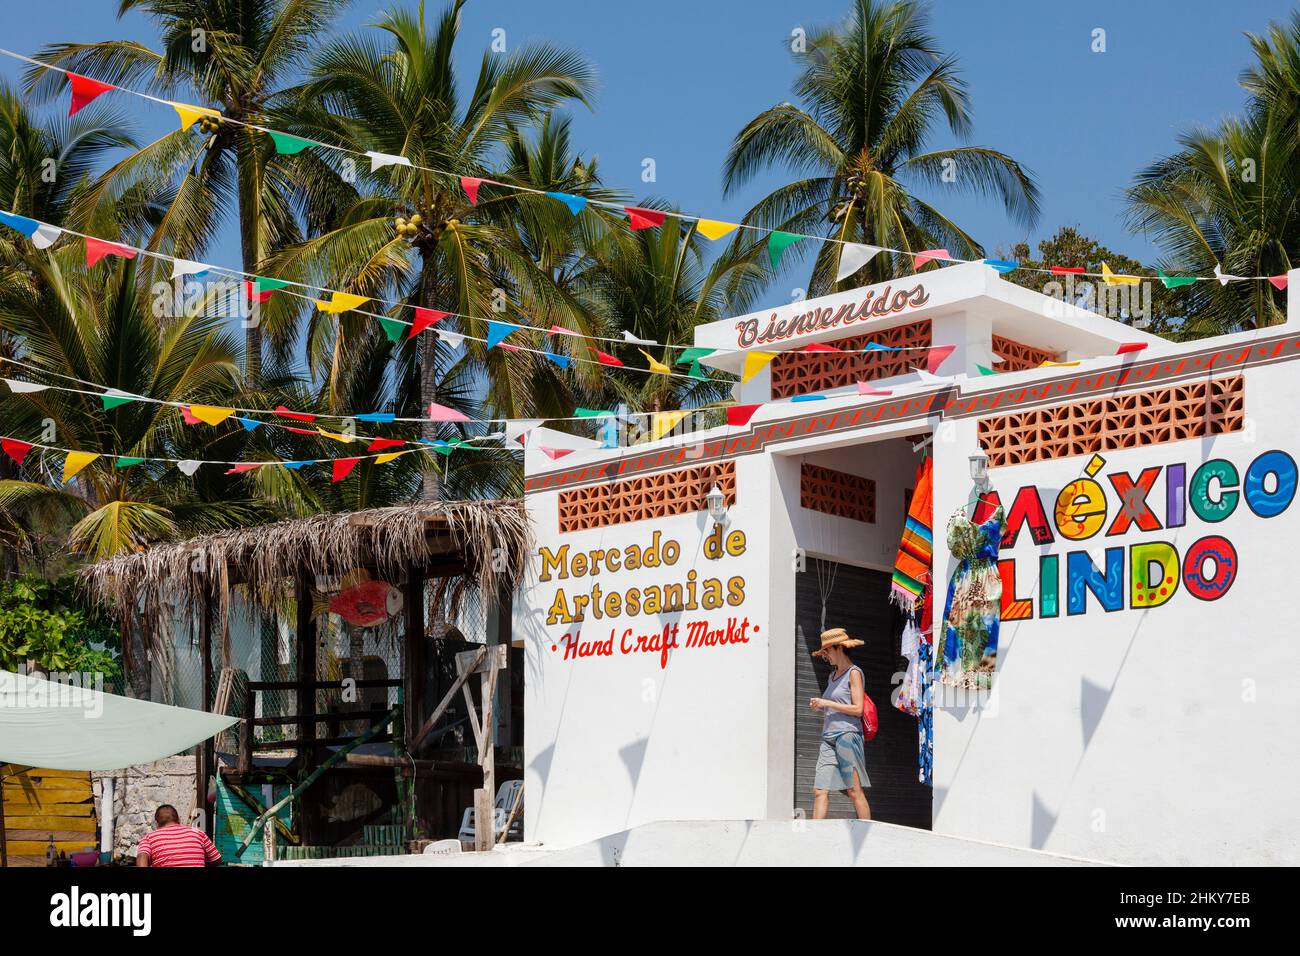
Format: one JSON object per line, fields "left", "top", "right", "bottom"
{"left": 937, "top": 506, "right": 1007, "bottom": 691}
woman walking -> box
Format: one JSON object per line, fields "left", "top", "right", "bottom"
{"left": 809, "top": 627, "right": 872, "bottom": 820}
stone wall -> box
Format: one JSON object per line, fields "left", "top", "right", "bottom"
{"left": 91, "top": 756, "right": 198, "bottom": 859}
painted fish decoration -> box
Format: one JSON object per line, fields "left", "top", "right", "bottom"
{"left": 329, "top": 579, "right": 402, "bottom": 627}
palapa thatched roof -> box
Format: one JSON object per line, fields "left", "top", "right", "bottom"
{"left": 80, "top": 499, "right": 531, "bottom": 621}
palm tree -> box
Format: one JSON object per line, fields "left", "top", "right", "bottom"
{"left": 723, "top": 0, "right": 1039, "bottom": 293}
{"left": 26, "top": 0, "right": 355, "bottom": 387}
{"left": 0, "top": 253, "right": 269, "bottom": 561}
{"left": 575, "top": 215, "right": 764, "bottom": 434}
{"left": 1126, "top": 13, "right": 1300, "bottom": 335}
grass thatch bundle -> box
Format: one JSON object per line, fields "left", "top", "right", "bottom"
{"left": 80, "top": 500, "right": 532, "bottom": 627}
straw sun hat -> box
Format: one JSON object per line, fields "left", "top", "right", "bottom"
{"left": 812, "top": 627, "right": 864, "bottom": 658}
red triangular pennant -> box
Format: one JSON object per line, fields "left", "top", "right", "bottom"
{"left": 85, "top": 237, "right": 137, "bottom": 266}
{"left": 540, "top": 447, "right": 574, "bottom": 460}
{"left": 410, "top": 308, "right": 450, "bottom": 338}
{"left": 2, "top": 438, "right": 33, "bottom": 465}
{"left": 332, "top": 457, "right": 361, "bottom": 482}
{"left": 1049, "top": 265, "right": 1085, "bottom": 275}
{"left": 800, "top": 343, "right": 840, "bottom": 352}
{"left": 68, "top": 73, "right": 115, "bottom": 116}
{"left": 1116, "top": 342, "right": 1148, "bottom": 355}
{"left": 625, "top": 206, "right": 666, "bottom": 231}
{"left": 460, "top": 176, "right": 483, "bottom": 205}
{"left": 589, "top": 347, "right": 624, "bottom": 367}
{"left": 245, "top": 281, "right": 274, "bottom": 303}
{"left": 367, "top": 437, "right": 406, "bottom": 451}
{"left": 926, "top": 344, "right": 956, "bottom": 374}
{"left": 1269, "top": 274, "right": 1289, "bottom": 291}
{"left": 224, "top": 463, "right": 262, "bottom": 475}
{"left": 274, "top": 405, "right": 316, "bottom": 422}
{"left": 726, "top": 404, "right": 761, "bottom": 427}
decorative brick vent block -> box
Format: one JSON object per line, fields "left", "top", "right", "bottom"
{"left": 770, "top": 320, "right": 932, "bottom": 398}
{"left": 800, "top": 463, "right": 876, "bottom": 523}
{"left": 978, "top": 375, "right": 1245, "bottom": 468}
{"left": 991, "top": 333, "right": 1061, "bottom": 372}
{"left": 558, "top": 461, "right": 737, "bottom": 532}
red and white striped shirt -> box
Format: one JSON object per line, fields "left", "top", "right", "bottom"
{"left": 137, "top": 824, "right": 221, "bottom": 867}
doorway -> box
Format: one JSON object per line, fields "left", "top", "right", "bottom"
{"left": 794, "top": 559, "right": 932, "bottom": 827}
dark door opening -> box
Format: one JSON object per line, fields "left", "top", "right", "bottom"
{"left": 794, "top": 558, "right": 931, "bottom": 828}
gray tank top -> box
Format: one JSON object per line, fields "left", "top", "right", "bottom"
{"left": 822, "top": 665, "right": 863, "bottom": 737}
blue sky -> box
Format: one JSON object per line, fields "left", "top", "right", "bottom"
{"left": 0, "top": 0, "right": 1292, "bottom": 292}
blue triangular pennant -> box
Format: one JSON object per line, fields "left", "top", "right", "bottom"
{"left": 486, "top": 320, "right": 514, "bottom": 350}
{"left": 355, "top": 412, "right": 396, "bottom": 423}
{"left": 546, "top": 192, "right": 588, "bottom": 216}
{"left": 237, "top": 417, "right": 262, "bottom": 432}
{"left": 544, "top": 351, "right": 571, "bottom": 370}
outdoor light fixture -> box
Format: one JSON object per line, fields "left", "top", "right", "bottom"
{"left": 705, "top": 484, "right": 729, "bottom": 526}
{"left": 969, "top": 453, "right": 990, "bottom": 489}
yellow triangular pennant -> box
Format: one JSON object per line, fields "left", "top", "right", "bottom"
{"left": 742, "top": 350, "right": 778, "bottom": 384}
{"left": 317, "top": 429, "right": 354, "bottom": 444}
{"left": 63, "top": 451, "right": 99, "bottom": 482}
{"left": 188, "top": 405, "right": 235, "bottom": 426}
{"left": 1039, "top": 360, "right": 1082, "bottom": 368}
{"left": 639, "top": 349, "right": 671, "bottom": 375}
{"left": 171, "top": 102, "right": 221, "bottom": 131}
{"left": 696, "top": 219, "right": 739, "bottom": 241}
{"left": 1101, "top": 262, "right": 1139, "bottom": 287}
{"left": 375, "top": 451, "right": 406, "bottom": 465}
{"left": 315, "top": 291, "right": 370, "bottom": 313}
{"left": 650, "top": 410, "right": 689, "bottom": 441}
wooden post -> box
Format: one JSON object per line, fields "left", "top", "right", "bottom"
{"left": 475, "top": 648, "right": 502, "bottom": 851}
{"left": 402, "top": 565, "right": 426, "bottom": 747}
{"left": 197, "top": 590, "right": 213, "bottom": 836}
{"left": 294, "top": 570, "right": 317, "bottom": 768}
{"left": 0, "top": 771, "right": 8, "bottom": 868}
{"left": 238, "top": 684, "right": 254, "bottom": 774}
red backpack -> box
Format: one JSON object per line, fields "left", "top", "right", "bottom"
{"left": 862, "top": 692, "right": 879, "bottom": 741}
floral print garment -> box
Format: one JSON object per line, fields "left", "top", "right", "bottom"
{"left": 938, "top": 506, "right": 1006, "bottom": 691}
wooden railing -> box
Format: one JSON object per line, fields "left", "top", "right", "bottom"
{"left": 238, "top": 678, "right": 401, "bottom": 773}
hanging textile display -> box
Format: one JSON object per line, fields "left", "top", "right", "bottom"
{"left": 917, "top": 591, "right": 935, "bottom": 785}
{"left": 890, "top": 456, "right": 934, "bottom": 611}
{"left": 895, "top": 612, "right": 923, "bottom": 716}
{"left": 936, "top": 505, "right": 1008, "bottom": 691}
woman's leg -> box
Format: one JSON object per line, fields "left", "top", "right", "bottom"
{"left": 812, "top": 788, "right": 829, "bottom": 820}
{"left": 847, "top": 771, "right": 872, "bottom": 820}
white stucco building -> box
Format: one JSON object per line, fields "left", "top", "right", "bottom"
{"left": 514, "top": 262, "right": 1299, "bottom": 865}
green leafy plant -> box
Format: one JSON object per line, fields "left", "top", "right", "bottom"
{"left": 0, "top": 575, "right": 121, "bottom": 679}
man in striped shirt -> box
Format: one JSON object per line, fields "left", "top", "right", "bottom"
{"left": 135, "top": 805, "right": 221, "bottom": 867}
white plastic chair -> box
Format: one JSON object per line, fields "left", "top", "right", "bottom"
{"left": 458, "top": 780, "right": 524, "bottom": 845}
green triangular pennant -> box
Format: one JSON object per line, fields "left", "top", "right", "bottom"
{"left": 114, "top": 456, "right": 145, "bottom": 468}
{"left": 100, "top": 392, "right": 135, "bottom": 410}
{"left": 977, "top": 365, "right": 997, "bottom": 376}
{"left": 574, "top": 407, "right": 613, "bottom": 418}
{"left": 269, "top": 131, "right": 314, "bottom": 155}
{"left": 676, "top": 347, "right": 715, "bottom": 365}
{"left": 254, "top": 276, "right": 292, "bottom": 293}
{"left": 689, "top": 359, "right": 705, "bottom": 380}
{"left": 377, "top": 316, "right": 405, "bottom": 343}
{"left": 767, "top": 231, "right": 802, "bottom": 269}
{"left": 1158, "top": 271, "right": 1197, "bottom": 289}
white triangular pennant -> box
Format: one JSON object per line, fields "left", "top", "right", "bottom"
{"left": 622, "top": 330, "right": 655, "bottom": 345}
{"left": 1213, "top": 263, "right": 1242, "bottom": 286}
{"left": 367, "top": 151, "right": 413, "bottom": 171}
{"left": 4, "top": 378, "right": 48, "bottom": 394}
{"left": 176, "top": 459, "right": 202, "bottom": 476}
{"left": 505, "top": 419, "right": 544, "bottom": 444}
{"left": 171, "top": 258, "right": 209, "bottom": 278}
{"left": 436, "top": 330, "right": 465, "bottom": 349}
{"left": 836, "top": 243, "right": 882, "bottom": 281}
{"left": 31, "top": 224, "right": 62, "bottom": 249}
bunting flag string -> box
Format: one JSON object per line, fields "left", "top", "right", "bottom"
{"left": 0, "top": 208, "right": 1090, "bottom": 375}
{"left": 1, "top": 48, "right": 1294, "bottom": 289}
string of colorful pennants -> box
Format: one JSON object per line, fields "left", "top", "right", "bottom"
{"left": 2, "top": 47, "right": 1290, "bottom": 289}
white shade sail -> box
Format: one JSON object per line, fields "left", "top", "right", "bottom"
{"left": 0, "top": 670, "right": 237, "bottom": 771}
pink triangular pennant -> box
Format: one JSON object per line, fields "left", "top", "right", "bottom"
{"left": 428, "top": 402, "right": 471, "bottom": 422}
{"left": 225, "top": 463, "right": 262, "bottom": 475}
{"left": 540, "top": 446, "right": 575, "bottom": 460}
{"left": 460, "top": 176, "right": 483, "bottom": 205}
{"left": 856, "top": 382, "right": 893, "bottom": 396}
{"left": 1269, "top": 274, "right": 1289, "bottom": 291}
{"left": 913, "top": 248, "right": 950, "bottom": 270}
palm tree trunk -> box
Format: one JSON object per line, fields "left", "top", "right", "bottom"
{"left": 237, "top": 134, "right": 265, "bottom": 389}
{"left": 418, "top": 262, "right": 440, "bottom": 501}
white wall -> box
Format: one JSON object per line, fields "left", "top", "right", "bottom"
{"left": 519, "top": 454, "right": 777, "bottom": 846}
{"left": 929, "top": 363, "right": 1300, "bottom": 865}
